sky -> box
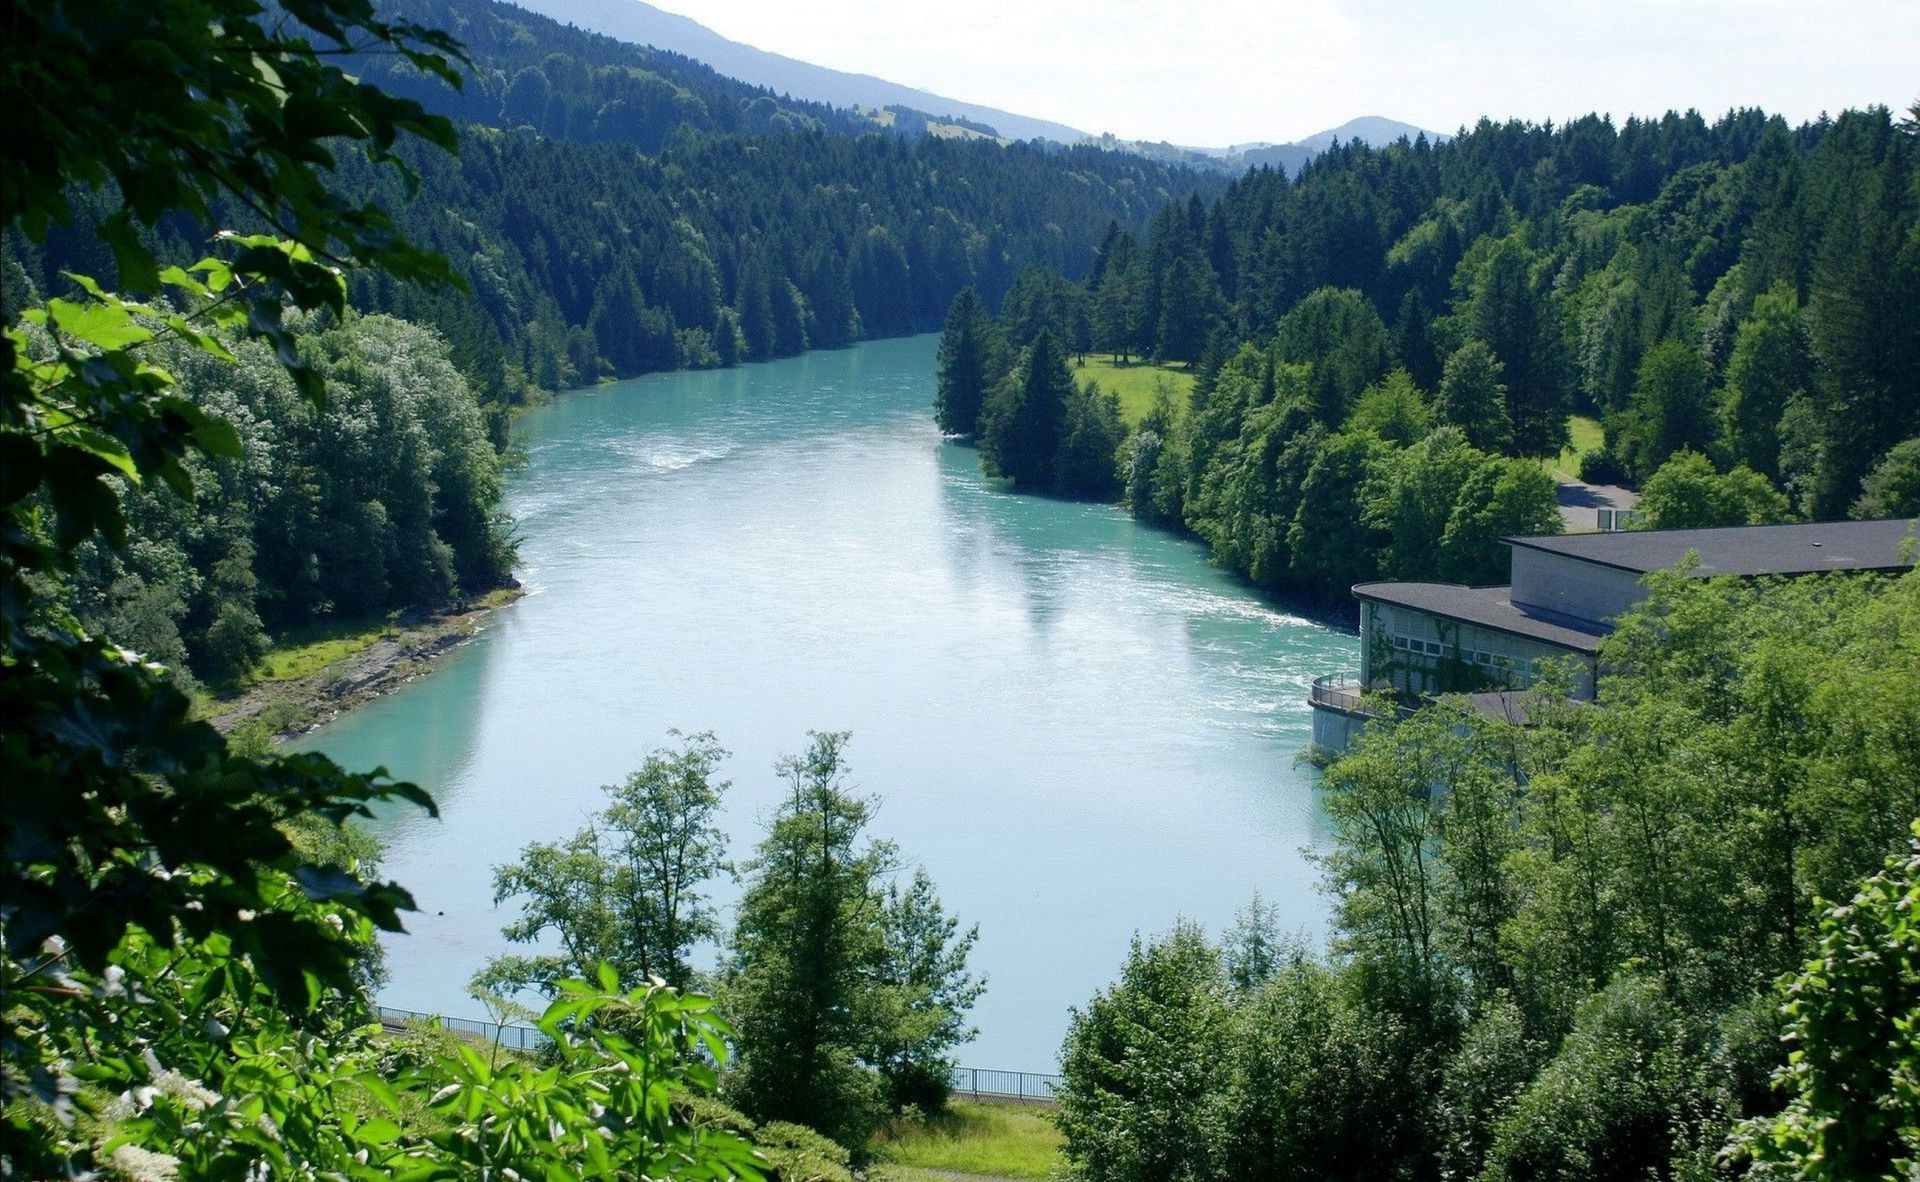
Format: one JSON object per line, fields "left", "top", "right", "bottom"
{"left": 638, "top": 0, "right": 1918, "bottom": 146}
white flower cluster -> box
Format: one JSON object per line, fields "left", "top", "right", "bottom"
{"left": 109, "top": 1143, "right": 181, "bottom": 1182}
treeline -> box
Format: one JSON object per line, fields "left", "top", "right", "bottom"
{"left": 341, "top": 125, "right": 1203, "bottom": 408}
{"left": 1, "top": 0, "right": 1217, "bottom": 681}
{"left": 938, "top": 287, "right": 1564, "bottom": 605}
{"left": 1057, "top": 568, "right": 1920, "bottom": 1181}
{"left": 939, "top": 105, "right": 1920, "bottom": 602}
{"left": 8, "top": 0, "right": 1217, "bottom": 426}
{"left": 29, "top": 309, "right": 514, "bottom": 687}
{"left": 480, "top": 731, "right": 982, "bottom": 1159}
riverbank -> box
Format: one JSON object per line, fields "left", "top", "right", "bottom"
{"left": 204, "top": 586, "right": 523, "bottom": 745}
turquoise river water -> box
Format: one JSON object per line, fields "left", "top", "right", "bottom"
{"left": 295, "top": 334, "right": 1352, "bottom": 1072}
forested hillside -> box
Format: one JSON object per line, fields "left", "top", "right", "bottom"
{"left": 10, "top": 0, "right": 1216, "bottom": 423}
{"left": 940, "top": 106, "right": 1920, "bottom": 605}
{"left": 341, "top": 126, "right": 1210, "bottom": 409}
{"left": 3, "top": 0, "right": 1216, "bottom": 688}
{"left": 360, "top": 0, "right": 881, "bottom": 148}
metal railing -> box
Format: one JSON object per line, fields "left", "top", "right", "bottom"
{"left": 949, "top": 1066, "right": 1062, "bottom": 1102}
{"left": 1308, "top": 672, "right": 1368, "bottom": 714}
{"left": 374, "top": 1004, "right": 1062, "bottom": 1102}
{"left": 375, "top": 1005, "right": 551, "bottom": 1053}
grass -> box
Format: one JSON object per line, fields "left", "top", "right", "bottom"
{"left": 249, "top": 615, "right": 400, "bottom": 685}
{"left": 1070, "top": 355, "right": 1195, "bottom": 427}
{"left": 242, "top": 586, "right": 520, "bottom": 688}
{"left": 1540, "top": 413, "right": 1605, "bottom": 479}
{"left": 868, "top": 1099, "right": 1064, "bottom": 1180}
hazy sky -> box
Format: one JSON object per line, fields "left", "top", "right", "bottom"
{"left": 641, "top": 0, "right": 1917, "bottom": 145}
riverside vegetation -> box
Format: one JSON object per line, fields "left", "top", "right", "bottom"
{"left": 5, "top": 0, "right": 1214, "bottom": 703}
{"left": 1055, "top": 568, "right": 1920, "bottom": 1181}
{"left": 1, "top": 0, "right": 970, "bottom": 1174}
{"left": 477, "top": 730, "right": 986, "bottom": 1155}
{"left": 936, "top": 104, "right": 1920, "bottom": 607}
{"left": 3, "top": 0, "right": 1915, "bottom": 1174}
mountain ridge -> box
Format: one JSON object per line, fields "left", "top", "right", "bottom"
{"left": 503, "top": 0, "right": 1089, "bottom": 143}
{"left": 504, "top": 0, "right": 1444, "bottom": 169}
{"left": 1101, "top": 116, "right": 1448, "bottom": 175}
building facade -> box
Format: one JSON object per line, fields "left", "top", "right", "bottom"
{"left": 1309, "top": 519, "right": 1918, "bottom": 755}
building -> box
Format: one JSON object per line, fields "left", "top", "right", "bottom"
{"left": 1308, "top": 518, "right": 1918, "bottom": 755}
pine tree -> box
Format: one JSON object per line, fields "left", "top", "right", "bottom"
{"left": 1458, "top": 233, "right": 1569, "bottom": 457}
{"left": 1805, "top": 150, "right": 1920, "bottom": 516}
{"left": 1054, "top": 381, "right": 1125, "bottom": 499}
{"left": 1156, "top": 255, "right": 1219, "bottom": 366}
{"left": 723, "top": 732, "right": 895, "bottom": 1148}
{"left": 934, "top": 287, "right": 1000, "bottom": 438}
{"left": 979, "top": 330, "right": 1074, "bottom": 490}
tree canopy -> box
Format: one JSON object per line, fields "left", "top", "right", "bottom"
{"left": 1055, "top": 567, "right": 1920, "bottom": 1182}
{"left": 945, "top": 104, "right": 1920, "bottom": 607}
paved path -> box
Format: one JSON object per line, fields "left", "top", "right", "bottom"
{"left": 1554, "top": 476, "right": 1639, "bottom": 532}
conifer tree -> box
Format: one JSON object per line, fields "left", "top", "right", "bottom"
{"left": 979, "top": 330, "right": 1074, "bottom": 490}
{"left": 1719, "top": 283, "right": 1812, "bottom": 480}
{"left": 934, "top": 287, "right": 1000, "bottom": 438}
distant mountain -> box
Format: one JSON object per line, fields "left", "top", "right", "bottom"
{"left": 394, "top": 0, "right": 1441, "bottom": 174}
{"left": 363, "top": 0, "right": 888, "bottom": 150}
{"left": 1100, "top": 116, "right": 1448, "bottom": 176}
{"left": 1240, "top": 116, "right": 1445, "bottom": 173}
{"left": 504, "top": 0, "right": 1090, "bottom": 143}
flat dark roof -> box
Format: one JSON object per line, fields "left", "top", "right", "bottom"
{"left": 1503, "top": 518, "right": 1918, "bottom": 577}
{"left": 1353, "top": 582, "right": 1609, "bottom": 654}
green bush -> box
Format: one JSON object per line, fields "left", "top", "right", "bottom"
{"left": 1483, "top": 975, "right": 1698, "bottom": 1181}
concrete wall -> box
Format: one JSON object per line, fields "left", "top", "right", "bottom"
{"left": 1310, "top": 702, "right": 1370, "bottom": 757}
{"left": 1509, "top": 548, "right": 1646, "bottom": 626}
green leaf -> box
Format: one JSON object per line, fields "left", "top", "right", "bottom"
{"left": 352, "top": 1117, "right": 404, "bottom": 1146}
{"left": 165, "top": 317, "right": 237, "bottom": 363}
{"left": 284, "top": 92, "right": 366, "bottom": 141}
{"left": 183, "top": 406, "right": 243, "bottom": 457}
{"left": 46, "top": 297, "right": 153, "bottom": 351}
{"left": 63, "top": 427, "right": 139, "bottom": 479}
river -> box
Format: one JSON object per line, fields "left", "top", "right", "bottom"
{"left": 295, "top": 334, "right": 1351, "bottom": 1072}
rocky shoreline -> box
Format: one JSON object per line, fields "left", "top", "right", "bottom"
{"left": 205, "top": 588, "right": 523, "bottom": 741}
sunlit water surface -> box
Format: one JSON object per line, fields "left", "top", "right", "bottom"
{"left": 296, "top": 334, "right": 1349, "bottom": 1071}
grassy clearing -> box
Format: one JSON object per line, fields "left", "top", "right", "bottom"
{"left": 244, "top": 587, "right": 520, "bottom": 688}
{"left": 250, "top": 615, "right": 400, "bottom": 684}
{"left": 1540, "top": 414, "right": 1605, "bottom": 479}
{"left": 1070, "top": 356, "right": 1195, "bottom": 427}
{"left": 869, "top": 1099, "right": 1064, "bottom": 1180}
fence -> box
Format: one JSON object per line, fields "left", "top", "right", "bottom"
{"left": 375, "top": 1004, "right": 551, "bottom": 1053}
{"left": 948, "top": 1066, "right": 1062, "bottom": 1102}
{"left": 374, "top": 1004, "right": 1063, "bottom": 1102}
{"left": 1308, "top": 672, "right": 1368, "bottom": 714}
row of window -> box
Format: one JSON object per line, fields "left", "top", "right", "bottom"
{"left": 1388, "top": 634, "right": 1534, "bottom": 687}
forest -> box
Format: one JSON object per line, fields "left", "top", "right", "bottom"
{"left": 1055, "top": 567, "right": 1920, "bottom": 1181}
{"left": 937, "top": 105, "right": 1920, "bottom": 605}
{"left": 3, "top": 0, "right": 1915, "bottom": 1175}
{"left": 2, "top": 0, "right": 1213, "bottom": 689}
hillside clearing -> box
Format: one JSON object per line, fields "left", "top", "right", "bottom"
{"left": 1071, "top": 356, "right": 1195, "bottom": 426}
